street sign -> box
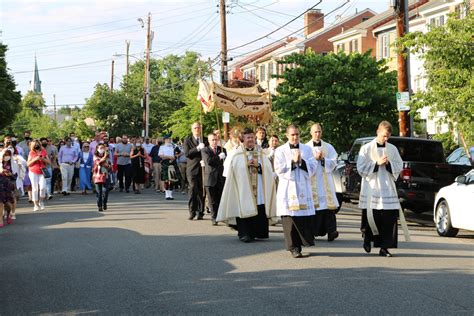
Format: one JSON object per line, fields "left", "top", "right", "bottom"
{"left": 396, "top": 92, "right": 410, "bottom": 111}
{"left": 222, "top": 112, "right": 230, "bottom": 123}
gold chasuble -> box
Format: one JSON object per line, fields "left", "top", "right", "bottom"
{"left": 217, "top": 146, "right": 276, "bottom": 225}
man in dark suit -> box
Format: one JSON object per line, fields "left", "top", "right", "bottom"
{"left": 183, "top": 122, "right": 208, "bottom": 220}
{"left": 201, "top": 133, "right": 227, "bottom": 226}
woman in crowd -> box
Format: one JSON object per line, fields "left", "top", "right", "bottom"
{"left": 130, "top": 140, "right": 147, "bottom": 194}
{"left": 0, "top": 149, "right": 18, "bottom": 226}
{"left": 27, "top": 139, "right": 50, "bottom": 212}
{"left": 79, "top": 142, "right": 93, "bottom": 194}
{"left": 23, "top": 138, "right": 33, "bottom": 203}
{"left": 93, "top": 143, "right": 111, "bottom": 212}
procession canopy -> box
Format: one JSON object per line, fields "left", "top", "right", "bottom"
{"left": 197, "top": 80, "right": 272, "bottom": 123}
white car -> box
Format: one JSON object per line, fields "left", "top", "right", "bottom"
{"left": 434, "top": 169, "right": 474, "bottom": 237}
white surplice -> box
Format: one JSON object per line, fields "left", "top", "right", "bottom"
{"left": 306, "top": 139, "right": 339, "bottom": 211}
{"left": 274, "top": 142, "right": 317, "bottom": 216}
{"left": 357, "top": 139, "right": 403, "bottom": 210}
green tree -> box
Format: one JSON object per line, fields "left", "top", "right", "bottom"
{"left": 163, "top": 83, "right": 223, "bottom": 140}
{"left": 398, "top": 9, "right": 474, "bottom": 152}
{"left": 273, "top": 50, "right": 398, "bottom": 152}
{"left": 84, "top": 83, "right": 142, "bottom": 136}
{"left": 21, "top": 91, "right": 45, "bottom": 114}
{"left": 87, "top": 51, "right": 209, "bottom": 137}
{"left": 0, "top": 43, "right": 22, "bottom": 132}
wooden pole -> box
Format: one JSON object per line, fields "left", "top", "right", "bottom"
{"left": 219, "top": 0, "right": 229, "bottom": 141}
{"left": 396, "top": 0, "right": 411, "bottom": 137}
{"left": 144, "top": 12, "right": 152, "bottom": 138}
{"left": 110, "top": 59, "right": 115, "bottom": 92}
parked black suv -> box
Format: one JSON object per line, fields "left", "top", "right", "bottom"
{"left": 338, "top": 137, "right": 472, "bottom": 213}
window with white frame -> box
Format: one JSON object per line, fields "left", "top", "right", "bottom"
{"left": 268, "top": 62, "right": 274, "bottom": 78}
{"left": 381, "top": 34, "right": 389, "bottom": 59}
{"left": 259, "top": 65, "right": 266, "bottom": 82}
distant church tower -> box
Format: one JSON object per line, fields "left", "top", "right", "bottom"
{"left": 29, "top": 56, "right": 42, "bottom": 93}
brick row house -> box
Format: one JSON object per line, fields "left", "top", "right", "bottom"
{"left": 227, "top": 8, "right": 376, "bottom": 93}
{"left": 227, "top": 0, "right": 471, "bottom": 137}
{"left": 329, "top": 0, "right": 470, "bottom": 136}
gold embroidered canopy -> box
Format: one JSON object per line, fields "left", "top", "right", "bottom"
{"left": 197, "top": 80, "right": 272, "bottom": 123}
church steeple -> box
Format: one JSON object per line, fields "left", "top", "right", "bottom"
{"left": 29, "top": 56, "right": 42, "bottom": 93}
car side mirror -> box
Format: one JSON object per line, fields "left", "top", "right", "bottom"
{"left": 455, "top": 175, "right": 466, "bottom": 184}
{"left": 340, "top": 152, "right": 349, "bottom": 162}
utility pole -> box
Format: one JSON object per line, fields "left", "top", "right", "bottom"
{"left": 110, "top": 59, "right": 115, "bottom": 92}
{"left": 125, "top": 40, "right": 131, "bottom": 77}
{"left": 53, "top": 94, "right": 57, "bottom": 122}
{"left": 395, "top": 0, "right": 411, "bottom": 137}
{"left": 143, "top": 12, "right": 152, "bottom": 138}
{"left": 219, "top": 0, "right": 229, "bottom": 141}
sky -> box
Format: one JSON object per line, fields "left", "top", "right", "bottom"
{"left": 1, "top": 0, "right": 390, "bottom": 110}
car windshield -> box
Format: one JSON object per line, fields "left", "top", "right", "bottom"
{"left": 389, "top": 139, "right": 445, "bottom": 163}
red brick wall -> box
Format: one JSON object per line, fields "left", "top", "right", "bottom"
{"left": 305, "top": 11, "right": 375, "bottom": 54}
{"left": 361, "top": 31, "right": 377, "bottom": 57}
{"left": 304, "top": 10, "right": 324, "bottom": 36}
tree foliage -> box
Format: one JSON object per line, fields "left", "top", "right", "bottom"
{"left": 398, "top": 9, "right": 474, "bottom": 148}
{"left": 0, "top": 43, "right": 21, "bottom": 132}
{"left": 273, "top": 50, "right": 398, "bottom": 152}
{"left": 21, "top": 91, "right": 45, "bottom": 115}
{"left": 86, "top": 51, "right": 210, "bottom": 137}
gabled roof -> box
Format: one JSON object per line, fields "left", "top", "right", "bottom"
{"left": 228, "top": 38, "right": 296, "bottom": 69}
{"left": 301, "top": 8, "right": 377, "bottom": 45}
{"left": 329, "top": 0, "right": 429, "bottom": 41}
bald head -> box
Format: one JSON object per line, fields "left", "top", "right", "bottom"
{"left": 310, "top": 123, "right": 322, "bottom": 142}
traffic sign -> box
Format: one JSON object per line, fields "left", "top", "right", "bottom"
{"left": 396, "top": 92, "right": 410, "bottom": 111}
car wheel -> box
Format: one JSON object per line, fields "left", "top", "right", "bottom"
{"left": 335, "top": 193, "right": 343, "bottom": 214}
{"left": 435, "top": 200, "right": 459, "bottom": 237}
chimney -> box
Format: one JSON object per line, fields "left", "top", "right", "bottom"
{"left": 304, "top": 9, "right": 324, "bottom": 37}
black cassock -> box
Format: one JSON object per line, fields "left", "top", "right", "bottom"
{"left": 361, "top": 209, "right": 398, "bottom": 249}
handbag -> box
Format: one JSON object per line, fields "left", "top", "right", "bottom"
{"left": 41, "top": 167, "right": 51, "bottom": 179}
{"left": 93, "top": 165, "right": 107, "bottom": 184}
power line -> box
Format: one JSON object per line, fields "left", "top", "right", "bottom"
{"left": 234, "top": 3, "right": 298, "bottom": 33}
{"left": 227, "top": 0, "right": 322, "bottom": 52}
{"left": 230, "top": 0, "right": 350, "bottom": 60}
{"left": 235, "top": 1, "right": 298, "bottom": 18}
{"left": 13, "top": 58, "right": 112, "bottom": 74}
{"left": 3, "top": 2, "right": 213, "bottom": 42}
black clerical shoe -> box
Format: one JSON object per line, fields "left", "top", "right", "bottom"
{"left": 98, "top": 207, "right": 103, "bottom": 212}
{"left": 239, "top": 235, "right": 253, "bottom": 243}
{"left": 197, "top": 215, "right": 204, "bottom": 220}
{"left": 363, "top": 241, "right": 371, "bottom": 253}
{"left": 103, "top": 204, "right": 107, "bottom": 211}
{"left": 327, "top": 231, "right": 339, "bottom": 242}
{"left": 211, "top": 219, "right": 218, "bottom": 226}
{"left": 379, "top": 248, "right": 392, "bottom": 257}
{"left": 290, "top": 249, "right": 303, "bottom": 258}
{"left": 188, "top": 214, "right": 195, "bottom": 220}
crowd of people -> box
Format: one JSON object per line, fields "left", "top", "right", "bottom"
{"left": 1, "top": 120, "right": 403, "bottom": 259}
{"left": 0, "top": 130, "right": 188, "bottom": 218}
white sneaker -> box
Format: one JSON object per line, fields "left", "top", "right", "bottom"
{"left": 33, "top": 205, "right": 40, "bottom": 212}
{"left": 39, "top": 201, "right": 45, "bottom": 211}
{"left": 11, "top": 214, "right": 16, "bottom": 220}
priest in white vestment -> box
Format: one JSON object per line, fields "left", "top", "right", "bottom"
{"left": 275, "top": 125, "right": 317, "bottom": 258}
{"left": 217, "top": 128, "right": 276, "bottom": 242}
{"left": 357, "top": 121, "right": 403, "bottom": 257}
{"left": 306, "top": 123, "right": 340, "bottom": 241}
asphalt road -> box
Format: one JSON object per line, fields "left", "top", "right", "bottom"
{"left": 1, "top": 189, "right": 473, "bottom": 315}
